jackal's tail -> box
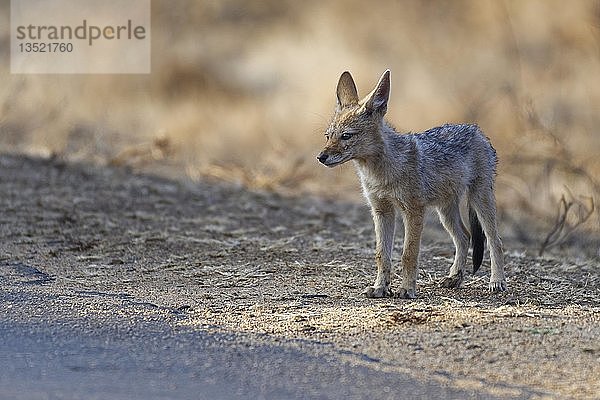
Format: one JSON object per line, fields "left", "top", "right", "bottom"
{"left": 469, "top": 207, "right": 485, "bottom": 274}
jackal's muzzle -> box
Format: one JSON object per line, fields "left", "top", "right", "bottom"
{"left": 316, "top": 151, "right": 348, "bottom": 167}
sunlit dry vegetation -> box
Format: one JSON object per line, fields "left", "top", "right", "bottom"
{"left": 0, "top": 0, "right": 598, "bottom": 254}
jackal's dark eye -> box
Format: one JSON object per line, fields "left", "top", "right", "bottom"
{"left": 340, "top": 132, "right": 353, "bottom": 140}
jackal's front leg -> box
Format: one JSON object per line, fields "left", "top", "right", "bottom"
{"left": 398, "top": 208, "right": 424, "bottom": 299}
{"left": 364, "top": 199, "right": 396, "bottom": 298}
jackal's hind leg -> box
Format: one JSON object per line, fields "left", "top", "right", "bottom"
{"left": 437, "top": 200, "right": 469, "bottom": 289}
{"left": 469, "top": 188, "right": 507, "bottom": 292}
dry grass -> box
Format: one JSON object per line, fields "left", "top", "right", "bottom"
{"left": 1, "top": 1, "right": 599, "bottom": 247}
{"left": 183, "top": 251, "right": 600, "bottom": 399}
{"left": 2, "top": 152, "right": 599, "bottom": 398}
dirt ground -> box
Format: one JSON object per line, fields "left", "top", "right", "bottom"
{"left": 1, "top": 153, "right": 599, "bottom": 399}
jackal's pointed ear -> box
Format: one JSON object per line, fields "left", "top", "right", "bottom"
{"left": 365, "top": 70, "right": 390, "bottom": 114}
{"left": 336, "top": 71, "right": 359, "bottom": 108}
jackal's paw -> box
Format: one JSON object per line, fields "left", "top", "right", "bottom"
{"left": 394, "top": 288, "right": 416, "bottom": 299}
{"left": 488, "top": 279, "right": 507, "bottom": 292}
{"left": 363, "top": 285, "right": 393, "bottom": 298}
{"left": 440, "top": 272, "right": 463, "bottom": 289}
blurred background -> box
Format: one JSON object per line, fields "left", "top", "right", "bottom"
{"left": 1, "top": 0, "right": 599, "bottom": 255}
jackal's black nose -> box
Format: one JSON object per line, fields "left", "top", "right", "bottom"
{"left": 317, "top": 153, "right": 328, "bottom": 164}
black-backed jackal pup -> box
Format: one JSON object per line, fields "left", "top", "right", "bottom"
{"left": 317, "top": 70, "right": 506, "bottom": 298}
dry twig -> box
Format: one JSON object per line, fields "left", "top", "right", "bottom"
{"left": 539, "top": 192, "right": 595, "bottom": 256}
